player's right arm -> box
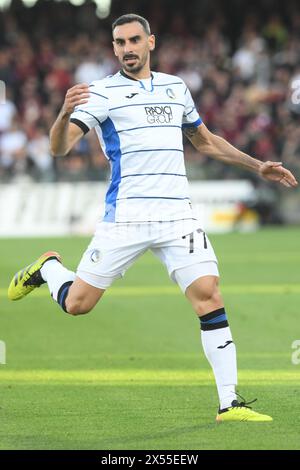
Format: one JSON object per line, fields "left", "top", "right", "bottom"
{"left": 50, "top": 84, "right": 90, "bottom": 157}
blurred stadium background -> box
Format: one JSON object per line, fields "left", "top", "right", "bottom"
{"left": 1, "top": 0, "right": 300, "bottom": 235}
{"left": 1, "top": 0, "right": 300, "bottom": 451}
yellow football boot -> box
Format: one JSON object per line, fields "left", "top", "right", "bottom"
{"left": 8, "top": 251, "right": 61, "bottom": 301}
{"left": 216, "top": 399, "right": 273, "bottom": 422}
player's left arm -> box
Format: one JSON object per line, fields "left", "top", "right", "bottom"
{"left": 184, "top": 123, "right": 298, "bottom": 188}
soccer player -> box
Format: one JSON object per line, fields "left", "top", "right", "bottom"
{"left": 8, "top": 14, "right": 298, "bottom": 422}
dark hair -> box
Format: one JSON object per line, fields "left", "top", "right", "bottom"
{"left": 112, "top": 13, "right": 151, "bottom": 36}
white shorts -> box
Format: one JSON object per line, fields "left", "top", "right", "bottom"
{"left": 76, "top": 220, "right": 219, "bottom": 292}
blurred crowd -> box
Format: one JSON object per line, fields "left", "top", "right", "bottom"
{"left": 1, "top": 0, "right": 300, "bottom": 185}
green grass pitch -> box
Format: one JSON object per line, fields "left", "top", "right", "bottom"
{"left": 1, "top": 227, "right": 300, "bottom": 450}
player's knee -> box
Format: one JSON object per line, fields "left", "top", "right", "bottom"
{"left": 199, "top": 280, "right": 220, "bottom": 302}
{"left": 201, "top": 287, "right": 221, "bottom": 303}
{"left": 193, "top": 282, "right": 222, "bottom": 314}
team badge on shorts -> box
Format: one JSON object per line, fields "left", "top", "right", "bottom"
{"left": 90, "top": 249, "right": 101, "bottom": 263}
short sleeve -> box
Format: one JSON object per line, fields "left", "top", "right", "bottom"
{"left": 70, "top": 82, "right": 109, "bottom": 134}
{"left": 182, "top": 85, "right": 202, "bottom": 128}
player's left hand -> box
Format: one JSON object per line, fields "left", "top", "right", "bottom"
{"left": 259, "top": 161, "right": 298, "bottom": 188}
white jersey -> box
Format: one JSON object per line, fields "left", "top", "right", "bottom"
{"left": 70, "top": 70, "right": 202, "bottom": 223}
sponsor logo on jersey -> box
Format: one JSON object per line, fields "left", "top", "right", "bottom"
{"left": 144, "top": 105, "right": 173, "bottom": 124}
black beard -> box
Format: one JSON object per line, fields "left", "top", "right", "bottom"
{"left": 122, "top": 61, "right": 144, "bottom": 74}
{"left": 120, "top": 52, "right": 148, "bottom": 75}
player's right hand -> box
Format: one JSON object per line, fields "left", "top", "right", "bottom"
{"left": 62, "top": 84, "right": 90, "bottom": 115}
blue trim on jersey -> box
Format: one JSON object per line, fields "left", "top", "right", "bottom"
{"left": 100, "top": 118, "right": 122, "bottom": 222}
{"left": 117, "top": 196, "right": 190, "bottom": 201}
{"left": 182, "top": 118, "right": 202, "bottom": 128}
{"left": 105, "top": 83, "right": 183, "bottom": 89}
{"left": 117, "top": 125, "right": 182, "bottom": 133}
{"left": 121, "top": 148, "right": 184, "bottom": 156}
{"left": 185, "top": 106, "right": 196, "bottom": 117}
{"left": 139, "top": 79, "right": 154, "bottom": 92}
{"left": 105, "top": 84, "right": 134, "bottom": 88}
{"left": 184, "top": 87, "right": 188, "bottom": 95}
{"left": 89, "top": 91, "right": 109, "bottom": 100}
{"left": 121, "top": 172, "right": 186, "bottom": 179}
{"left": 74, "top": 109, "right": 102, "bottom": 126}
{"left": 153, "top": 82, "right": 183, "bottom": 87}
{"left": 109, "top": 102, "right": 185, "bottom": 111}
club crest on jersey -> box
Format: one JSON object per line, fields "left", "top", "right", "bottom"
{"left": 166, "top": 88, "right": 176, "bottom": 99}
{"left": 90, "top": 249, "right": 101, "bottom": 264}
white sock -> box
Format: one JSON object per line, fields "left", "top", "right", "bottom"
{"left": 201, "top": 326, "right": 238, "bottom": 410}
{"left": 40, "top": 259, "right": 76, "bottom": 301}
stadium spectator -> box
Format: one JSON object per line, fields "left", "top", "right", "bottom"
{"left": 0, "top": 87, "right": 16, "bottom": 133}
{"left": 0, "top": 116, "right": 27, "bottom": 179}
{"left": 27, "top": 123, "right": 54, "bottom": 181}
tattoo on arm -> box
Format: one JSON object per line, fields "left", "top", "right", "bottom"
{"left": 183, "top": 127, "right": 198, "bottom": 138}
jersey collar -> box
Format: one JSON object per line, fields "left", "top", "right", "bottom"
{"left": 120, "top": 70, "right": 154, "bottom": 92}
{"left": 120, "top": 69, "right": 154, "bottom": 81}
